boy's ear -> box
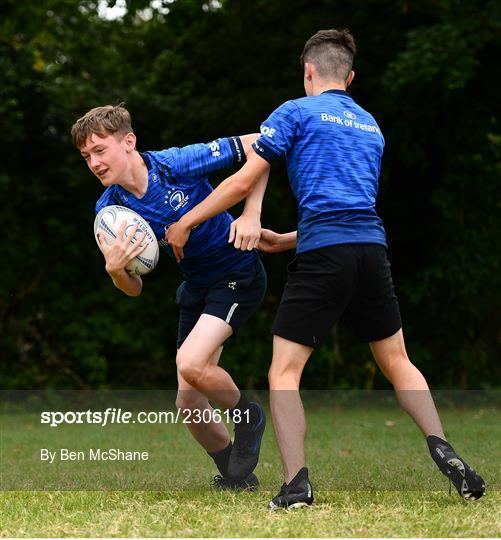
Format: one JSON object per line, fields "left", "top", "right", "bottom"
{"left": 124, "top": 132, "right": 137, "bottom": 152}
{"left": 304, "top": 62, "right": 313, "bottom": 82}
{"left": 346, "top": 70, "right": 355, "bottom": 87}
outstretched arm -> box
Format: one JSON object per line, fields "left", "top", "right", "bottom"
{"left": 258, "top": 229, "right": 297, "bottom": 253}
{"left": 228, "top": 161, "right": 269, "bottom": 251}
{"left": 166, "top": 151, "right": 270, "bottom": 261}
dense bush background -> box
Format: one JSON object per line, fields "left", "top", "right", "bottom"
{"left": 1, "top": 0, "right": 499, "bottom": 389}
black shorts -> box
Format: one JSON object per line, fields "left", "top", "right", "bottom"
{"left": 272, "top": 244, "right": 402, "bottom": 348}
{"left": 176, "top": 257, "right": 267, "bottom": 349}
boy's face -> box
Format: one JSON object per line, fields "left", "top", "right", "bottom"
{"left": 79, "top": 132, "right": 132, "bottom": 186}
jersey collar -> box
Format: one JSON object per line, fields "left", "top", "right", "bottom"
{"left": 321, "top": 89, "right": 350, "bottom": 96}
{"left": 140, "top": 152, "right": 152, "bottom": 171}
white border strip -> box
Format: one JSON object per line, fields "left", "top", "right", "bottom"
{"left": 225, "top": 303, "right": 239, "bottom": 324}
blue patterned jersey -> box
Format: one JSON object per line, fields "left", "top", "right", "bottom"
{"left": 96, "top": 137, "right": 256, "bottom": 284}
{"left": 252, "top": 89, "right": 387, "bottom": 253}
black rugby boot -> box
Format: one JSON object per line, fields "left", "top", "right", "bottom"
{"left": 268, "top": 467, "right": 314, "bottom": 510}
{"left": 211, "top": 472, "right": 259, "bottom": 491}
{"left": 427, "top": 435, "right": 486, "bottom": 500}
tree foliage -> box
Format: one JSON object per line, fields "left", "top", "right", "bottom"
{"left": 1, "top": 0, "right": 499, "bottom": 389}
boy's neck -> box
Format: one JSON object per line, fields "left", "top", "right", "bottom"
{"left": 311, "top": 81, "right": 347, "bottom": 96}
{"left": 120, "top": 151, "right": 149, "bottom": 198}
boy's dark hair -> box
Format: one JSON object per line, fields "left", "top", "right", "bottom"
{"left": 71, "top": 103, "right": 133, "bottom": 148}
{"left": 300, "top": 29, "right": 356, "bottom": 82}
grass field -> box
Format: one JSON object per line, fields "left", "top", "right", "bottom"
{"left": 2, "top": 489, "right": 500, "bottom": 537}
{"left": 1, "top": 397, "right": 499, "bottom": 537}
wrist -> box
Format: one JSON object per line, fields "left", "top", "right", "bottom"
{"left": 180, "top": 213, "right": 197, "bottom": 230}
{"left": 242, "top": 207, "right": 262, "bottom": 218}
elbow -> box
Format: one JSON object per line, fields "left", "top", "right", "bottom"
{"left": 240, "top": 133, "right": 261, "bottom": 157}
{"left": 237, "top": 180, "right": 253, "bottom": 199}
{"left": 117, "top": 280, "right": 142, "bottom": 297}
{"left": 118, "top": 286, "right": 141, "bottom": 297}
{"left": 110, "top": 271, "right": 143, "bottom": 297}
{"left": 129, "top": 281, "right": 143, "bottom": 297}
{"left": 248, "top": 132, "right": 260, "bottom": 146}
{"left": 126, "top": 289, "right": 142, "bottom": 297}
{"left": 227, "top": 176, "right": 254, "bottom": 200}
{"left": 245, "top": 133, "right": 260, "bottom": 157}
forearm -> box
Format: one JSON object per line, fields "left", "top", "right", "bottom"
{"left": 108, "top": 268, "right": 143, "bottom": 296}
{"left": 241, "top": 169, "right": 269, "bottom": 217}
{"left": 165, "top": 152, "right": 271, "bottom": 261}
{"left": 258, "top": 229, "right": 297, "bottom": 254}
{"left": 182, "top": 152, "right": 270, "bottom": 229}
{"left": 183, "top": 172, "right": 249, "bottom": 229}
{"left": 278, "top": 231, "right": 297, "bottom": 251}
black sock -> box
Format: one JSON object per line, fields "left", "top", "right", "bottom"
{"left": 229, "top": 393, "right": 259, "bottom": 427}
{"left": 208, "top": 441, "right": 232, "bottom": 477}
{"left": 230, "top": 392, "right": 249, "bottom": 426}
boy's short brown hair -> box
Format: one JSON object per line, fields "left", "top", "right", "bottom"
{"left": 300, "top": 29, "right": 356, "bottom": 82}
{"left": 71, "top": 104, "right": 133, "bottom": 148}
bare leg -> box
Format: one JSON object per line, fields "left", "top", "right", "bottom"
{"left": 371, "top": 329, "right": 486, "bottom": 500}
{"left": 268, "top": 335, "right": 313, "bottom": 483}
{"left": 370, "top": 328, "right": 445, "bottom": 438}
{"left": 176, "top": 314, "right": 240, "bottom": 409}
{"left": 176, "top": 347, "right": 230, "bottom": 453}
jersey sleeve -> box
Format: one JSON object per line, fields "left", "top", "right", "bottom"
{"left": 252, "top": 100, "right": 301, "bottom": 163}
{"left": 156, "top": 136, "right": 245, "bottom": 180}
{"left": 95, "top": 186, "right": 121, "bottom": 214}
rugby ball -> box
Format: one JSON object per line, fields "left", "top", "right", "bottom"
{"left": 94, "top": 205, "right": 159, "bottom": 275}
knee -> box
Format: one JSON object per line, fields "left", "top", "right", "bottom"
{"left": 176, "top": 350, "right": 206, "bottom": 388}
{"left": 268, "top": 363, "right": 280, "bottom": 385}
{"left": 268, "top": 337, "right": 311, "bottom": 389}
{"left": 268, "top": 359, "right": 302, "bottom": 389}
{"left": 385, "top": 352, "right": 412, "bottom": 372}
{"left": 379, "top": 352, "right": 415, "bottom": 382}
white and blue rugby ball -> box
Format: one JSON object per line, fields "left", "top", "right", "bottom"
{"left": 94, "top": 205, "right": 159, "bottom": 276}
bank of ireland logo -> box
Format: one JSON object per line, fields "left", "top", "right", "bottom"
{"left": 343, "top": 111, "right": 356, "bottom": 120}
{"left": 165, "top": 188, "right": 189, "bottom": 211}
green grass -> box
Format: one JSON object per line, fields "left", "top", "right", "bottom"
{"left": 1, "top": 490, "right": 500, "bottom": 537}
{"left": 1, "top": 400, "right": 500, "bottom": 537}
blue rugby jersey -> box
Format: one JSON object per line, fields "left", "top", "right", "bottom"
{"left": 96, "top": 136, "right": 256, "bottom": 284}
{"left": 252, "top": 89, "right": 387, "bottom": 253}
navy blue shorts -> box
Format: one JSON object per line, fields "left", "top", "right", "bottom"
{"left": 272, "top": 244, "right": 402, "bottom": 347}
{"left": 176, "top": 257, "right": 267, "bottom": 349}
